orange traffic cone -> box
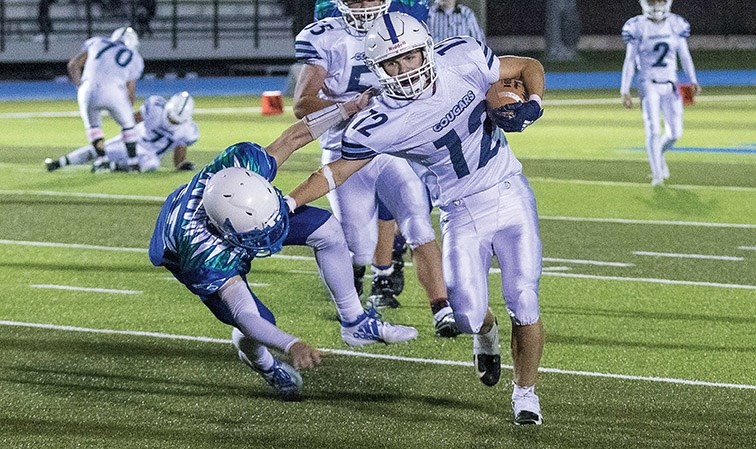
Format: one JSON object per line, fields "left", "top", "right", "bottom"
{"left": 261, "top": 91, "right": 284, "bottom": 115}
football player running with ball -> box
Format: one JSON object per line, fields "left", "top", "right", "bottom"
{"left": 294, "top": 0, "right": 459, "bottom": 337}
{"left": 621, "top": 0, "right": 700, "bottom": 186}
{"left": 148, "top": 90, "right": 417, "bottom": 402}
{"left": 287, "top": 12, "right": 546, "bottom": 424}
{"left": 67, "top": 26, "right": 144, "bottom": 172}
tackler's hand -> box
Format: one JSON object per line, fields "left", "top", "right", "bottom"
{"left": 342, "top": 87, "right": 380, "bottom": 117}
{"left": 490, "top": 100, "right": 544, "bottom": 132}
{"left": 288, "top": 341, "right": 322, "bottom": 370}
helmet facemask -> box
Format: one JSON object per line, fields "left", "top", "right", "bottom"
{"left": 336, "top": 0, "right": 390, "bottom": 33}
{"left": 365, "top": 13, "right": 437, "bottom": 100}
{"left": 640, "top": 0, "right": 672, "bottom": 21}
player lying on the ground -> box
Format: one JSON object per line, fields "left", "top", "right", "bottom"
{"left": 46, "top": 92, "right": 198, "bottom": 173}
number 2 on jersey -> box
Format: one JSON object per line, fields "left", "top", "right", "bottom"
{"left": 651, "top": 42, "right": 669, "bottom": 67}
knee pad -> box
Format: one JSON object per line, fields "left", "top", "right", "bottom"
{"left": 505, "top": 288, "right": 540, "bottom": 326}
{"left": 399, "top": 215, "right": 436, "bottom": 249}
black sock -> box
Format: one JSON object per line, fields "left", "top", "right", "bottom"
{"left": 125, "top": 141, "right": 137, "bottom": 159}
{"left": 430, "top": 299, "right": 450, "bottom": 315}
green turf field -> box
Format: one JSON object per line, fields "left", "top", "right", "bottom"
{"left": 0, "top": 87, "right": 754, "bottom": 448}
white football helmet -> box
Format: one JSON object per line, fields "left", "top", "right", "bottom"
{"left": 640, "top": 0, "right": 672, "bottom": 21}
{"left": 364, "top": 12, "right": 437, "bottom": 99}
{"left": 110, "top": 26, "right": 139, "bottom": 50}
{"left": 165, "top": 91, "right": 194, "bottom": 125}
{"left": 203, "top": 167, "right": 289, "bottom": 258}
{"left": 336, "top": 0, "right": 390, "bottom": 33}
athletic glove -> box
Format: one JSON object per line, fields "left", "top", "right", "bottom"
{"left": 176, "top": 161, "right": 195, "bottom": 171}
{"left": 490, "top": 100, "right": 543, "bottom": 132}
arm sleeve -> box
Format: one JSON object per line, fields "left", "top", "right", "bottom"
{"left": 620, "top": 42, "right": 638, "bottom": 95}
{"left": 677, "top": 38, "right": 698, "bottom": 85}
{"left": 220, "top": 280, "right": 299, "bottom": 353}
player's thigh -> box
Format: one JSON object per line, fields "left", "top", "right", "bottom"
{"left": 640, "top": 84, "right": 662, "bottom": 133}
{"left": 440, "top": 206, "right": 492, "bottom": 334}
{"left": 102, "top": 84, "right": 136, "bottom": 129}
{"left": 326, "top": 164, "right": 379, "bottom": 260}
{"left": 660, "top": 91, "right": 684, "bottom": 138}
{"left": 374, "top": 156, "right": 435, "bottom": 246}
{"left": 492, "top": 179, "right": 542, "bottom": 325}
{"left": 77, "top": 86, "right": 100, "bottom": 129}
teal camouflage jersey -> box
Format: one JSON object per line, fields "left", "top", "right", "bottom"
{"left": 149, "top": 142, "right": 278, "bottom": 297}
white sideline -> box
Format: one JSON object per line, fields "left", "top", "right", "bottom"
{"left": 30, "top": 284, "right": 142, "bottom": 295}
{"left": 2, "top": 188, "right": 754, "bottom": 226}
{"left": 1, "top": 95, "right": 754, "bottom": 119}
{"left": 2, "top": 239, "right": 755, "bottom": 290}
{"left": 0, "top": 319, "right": 753, "bottom": 391}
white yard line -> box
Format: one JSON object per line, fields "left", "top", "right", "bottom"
{"left": 0, "top": 320, "right": 753, "bottom": 390}
{"left": 633, "top": 251, "right": 745, "bottom": 261}
{"left": 29, "top": 284, "right": 142, "bottom": 295}
{"left": 529, "top": 177, "right": 756, "bottom": 193}
{"left": 544, "top": 257, "right": 633, "bottom": 267}
{"left": 738, "top": 246, "right": 756, "bottom": 251}
{"left": 542, "top": 272, "right": 756, "bottom": 290}
{"left": 0, "top": 189, "right": 166, "bottom": 202}
{"left": 539, "top": 215, "right": 756, "bottom": 229}
{"left": 0, "top": 239, "right": 148, "bottom": 252}
{"left": 1, "top": 95, "right": 754, "bottom": 119}
{"left": 3, "top": 239, "right": 754, "bottom": 290}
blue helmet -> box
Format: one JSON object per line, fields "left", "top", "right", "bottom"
{"left": 203, "top": 167, "right": 289, "bottom": 258}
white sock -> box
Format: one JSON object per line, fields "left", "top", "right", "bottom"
{"left": 513, "top": 383, "right": 535, "bottom": 398}
{"left": 473, "top": 320, "right": 499, "bottom": 354}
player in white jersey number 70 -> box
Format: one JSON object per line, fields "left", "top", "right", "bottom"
{"left": 67, "top": 26, "right": 145, "bottom": 172}
{"left": 288, "top": 12, "right": 546, "bottom": 425}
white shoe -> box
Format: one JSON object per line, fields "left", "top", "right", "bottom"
{"left": 512, "top": 389, "right": 543, "bottom": 425}
{"left": 433, "top": 306, "right": 461, "bottom": 338}
{"left": 340, "top": 307, "right": 418, "bottom": 346}
{"left": 651, "top": 177, "right": 665, "bottom": 187}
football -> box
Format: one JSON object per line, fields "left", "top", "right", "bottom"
{"left": 486, "top": 78, "right": 528, "bottom": 109}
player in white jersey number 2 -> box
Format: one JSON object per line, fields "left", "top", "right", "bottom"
{"left": 67, "top": 26, "right": 145, "bottom": 172}
{"left": 45, "top": 92, "right": 199, "bottom": 173}
{"left": 621, "top": 0, "right": 700, "bottom": 186}
{"left": 288, "top": 12, "right": 546, "bottom": 425}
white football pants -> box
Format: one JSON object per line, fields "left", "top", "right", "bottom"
{"left": 439, "top": 174, "right": 542, "bottom": 333}
{"left": 322, "top": 151, "right": 436, "bottom": 267}
{"left": 640, "top": 81, "right": 684, "bottom": 180}
{"left": 77, "top": 80, "right": 137, "bottom": 143}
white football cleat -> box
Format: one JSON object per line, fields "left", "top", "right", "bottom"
{"left": 341, "top": 307, "right": 418, "bottom": 346}
{"left": 512, "top": 388, "right": 543, "bottom": 425}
